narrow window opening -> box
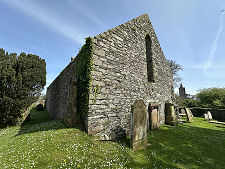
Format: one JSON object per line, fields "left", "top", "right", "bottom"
{"left": 145, "top": 34, "right": 154, "bottom": 82}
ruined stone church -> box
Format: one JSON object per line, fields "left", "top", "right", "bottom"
{"left": 46, "top": 14, "right": 177, "bottom": 140}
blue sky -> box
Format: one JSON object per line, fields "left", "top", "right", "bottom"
{"left": 0, "top": 0, "right": 225, "bottom": 94}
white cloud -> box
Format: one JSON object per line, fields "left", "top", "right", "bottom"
{"left": 66, "top": 0, "right": 105, "bottom": 28}
{"left": 2, "top": 0, "right": 86, "bottom": 44}
{"left": 203, "top": 14, "right": 225, "bottom": 76}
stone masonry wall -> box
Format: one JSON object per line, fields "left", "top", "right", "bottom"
{"left": 46, "top": 59, "right": 76, "bottom": 121}
{"left": 87, "top": 14, "right": 174, "bottom": 140}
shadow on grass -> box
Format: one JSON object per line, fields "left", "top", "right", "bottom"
{"left": 115, "top": 136, "right": 130, "bottom": 148}
{"left": 22, "top": 107, "right": 52, "bottom": 126}
{"left": 123, "top": 118, "right": 225, "bottom": 168}
{"left": 15, "top": 107, "right": 67, "bottom": 136}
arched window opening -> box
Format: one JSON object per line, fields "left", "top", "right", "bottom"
{"left": 145, "top": 34, "right": 154, "bottom": 82}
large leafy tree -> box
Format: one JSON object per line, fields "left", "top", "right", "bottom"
{"left": 0, "top": 49, "right": 46, "bottom": 127}
{"left": 197, "top": 88, "right": 225, "bottom": 109}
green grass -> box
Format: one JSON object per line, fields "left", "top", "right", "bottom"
{"left": 0, "top": 109, "right": 225, "bottom": 169}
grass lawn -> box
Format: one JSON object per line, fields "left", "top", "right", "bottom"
{"left": 0, "top": 109, "right": 225, "bottom": 169}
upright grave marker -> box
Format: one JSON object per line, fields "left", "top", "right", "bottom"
{"left": 204, "top": 111, "right": 213, "bottom": 121}
{"left": 148, "top": 102, "right": 159, "bottom": 130}
{"left": 165, "top": 102, "right": 178, "bottom": 126}
{"left": 131, "top": 100, "right": 148, "bottom": 150}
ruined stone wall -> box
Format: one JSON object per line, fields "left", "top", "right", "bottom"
{"left": 46, "top": 59, "right": 76, "bottom": 121}
{"left": 88, "top": 14, "right": 174, "bottom": 140}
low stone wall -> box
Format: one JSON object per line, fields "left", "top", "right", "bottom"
{"left": 190, "top": 108, "right": 225, "bottom": 122}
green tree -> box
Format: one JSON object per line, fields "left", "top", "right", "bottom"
{"left": 196, "top": 88, "right": 225, "bottom": 109}
{"left": 167, "top": 59, "right": 183, "bottom": 87}
{"left": 177, "top": 96, "right": 199, "bottom": 108}
{"left": 0, "top": 49, "right": 46, "bottom": 127}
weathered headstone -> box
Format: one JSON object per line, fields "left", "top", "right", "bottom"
{"left": 148, "top": 102, "right": 159, "bottom": 130}
{"left": 165, "top": 102, "right": 178, "bottom": 126}
{"left": 207, "top": 111, "right": 212, "bottom": 121}
{"left": 204, "top": 111, "right": 212, "bottom": 121}
{"left": 204, "top": 113, "right": 208, "bottom": 121}
{"left": 130, "top": 100, "right": 148, "bottom": 150}
{"left": 64, "top": 78, "right": 78, "bottom": 127}
{"left": 185, "top": 107, "right": 193, "bottom": 122}
{"left": 180, "top": 108, "right": 186, "bottom": 115}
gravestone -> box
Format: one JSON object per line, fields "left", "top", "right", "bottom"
{"left": 207, "top": 111, "right": 212, "bottom": 121}
{"left": 165, "top": 102, "right": 178, "bottom": 126}
{"left": 204, "top": 111, "right": 212, "bottom": 121}
{"left": 204, "top": 113, "right": 209, "bottom": 121}
{"left": 185, "top": 107, "right": 193, "bottom": 122}
{"left": 64, "top": 78, "right": 78, "bottom": 127}
{"left": 130, "top": 100, "right": 148, "bottom": 150}
{"left": 180, "top": 108, "right": 186, "bottom": 115}
{"left": 148, "top": 102, "right": 159, "bottom": 130}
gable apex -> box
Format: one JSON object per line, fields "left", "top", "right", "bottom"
{"left": 93, "top": 13, "right": 152, "bottom": 39}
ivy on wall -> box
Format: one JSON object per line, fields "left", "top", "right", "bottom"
{"left": 74, "top": 37, "right": 93, "bottom": 124}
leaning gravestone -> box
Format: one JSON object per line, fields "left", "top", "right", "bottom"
{"left": 185, "top": 107, "right": 193, "bottom": 123}
{"left": 130, "top": 100, "right": 148, "bottom": 150}
{"left": 148, "top": 102, "right": 159, "bottom": 130}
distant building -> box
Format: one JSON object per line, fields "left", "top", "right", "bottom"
{"left": 179, "top": 83, "right": 186, "bottom": 98}
{"left": 179, "top": 83, "right": 196, "bottom": 99}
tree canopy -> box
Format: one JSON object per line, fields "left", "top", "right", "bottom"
{"left": 0, "top": 49, "right": 46, "bottom": 127}
{"left": 196, "top": 88, "right": 225, "bottom": 109}
{"left": 178, "top": 87, "right": 225, "bottom": 109}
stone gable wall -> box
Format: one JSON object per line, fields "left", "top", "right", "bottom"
{"left": 87, "top": 14, "right": 174, "bottom": 140}
{"left": 46, "top": 59, "right": 76, "bottom": 121}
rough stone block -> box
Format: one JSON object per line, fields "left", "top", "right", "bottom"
{"left": 94, "top": 49, "right": 105, "bottom": 56}
{"left": 93, "top": 59, "right": 102, "bottom": 66}
{"left": 112, "top": 34, "right": 124, "bottom": 42}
